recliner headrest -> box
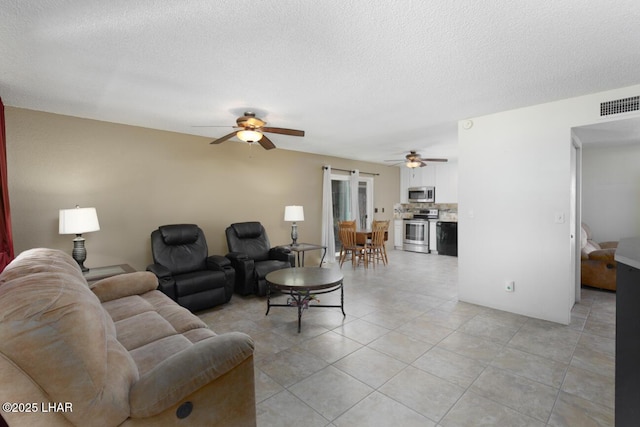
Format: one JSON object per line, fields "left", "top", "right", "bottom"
{"left": 159, "top": 224, "right": 200, "bottom": 245}
{"left": 231, "top": 222, "right": 264, "bottom": 239}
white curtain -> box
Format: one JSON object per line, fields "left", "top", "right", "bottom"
{"left": 350, "top": 169, "right": 360, "bottom": 229}
{"left": 321, "top": 165, "right": 336, "bottom": 264}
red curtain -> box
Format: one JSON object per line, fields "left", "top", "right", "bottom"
{"left": 0, "top": 97, "right": 14, "bottom": 271}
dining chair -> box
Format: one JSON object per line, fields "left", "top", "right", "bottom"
{"left": 367, "top": 220, "right": 389, "bottom": 267}
{"left": 338, "top": 220, "right": 366, "bottom": 268}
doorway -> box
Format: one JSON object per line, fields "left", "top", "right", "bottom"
{"left": 571, "top": 115, "right": 640, "bottom": 299}
{"left": 331, "top": 173, "right": 374, "bottom": 254}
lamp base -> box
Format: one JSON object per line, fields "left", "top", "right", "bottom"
{"left": 72, "top": 235, "right": 89, "bottom": 272}
{"left": 290, "top": 222, "right": 298, "bottom": 246}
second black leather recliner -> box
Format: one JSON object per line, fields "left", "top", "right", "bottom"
{"left": 147, "top": 224, "right": 235, "bottom": 312}
{"left": 225, "top": 221, "right": 295, "bottom": 296}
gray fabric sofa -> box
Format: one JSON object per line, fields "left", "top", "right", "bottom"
{"left": 0, "top": 248, "right": 256, "bottom": 426}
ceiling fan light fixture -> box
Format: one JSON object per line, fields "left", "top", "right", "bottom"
{"left": 406, "top": 161, "right": 422, "bottom": 168}
{"left": 237, "top": 130, "right": 263, "bottom": 143}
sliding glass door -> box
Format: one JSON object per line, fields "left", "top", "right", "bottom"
{"left": 331, "top": 174, "right": 373, "bottom": 253}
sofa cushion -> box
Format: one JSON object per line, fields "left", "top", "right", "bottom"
{"left": 174, "top": 269, "right": 227, "bottom": 297}
{"left": 101, "top": 286, "right": 218, "bottom": 376}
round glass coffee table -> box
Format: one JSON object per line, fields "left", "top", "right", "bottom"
{"left": 266, "top": 267, "right": 345, "bottom": 333}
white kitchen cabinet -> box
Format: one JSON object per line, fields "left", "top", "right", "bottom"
{"left": 434, "top": 162, "right": 458, "bottom": 203}
{"left": 394, "top": 219, "right": 404, "bottom": 249}
{"left": 401, "top": 167, "right": 425, "bottom": 202}
{"left": 406, "top": 167, "right": 422, "bottom": 188}
{"left": 420, "top": 166, "right": 436, "bottom": 187}
{"left": 394, "top": 220, "right": 403, "bottom": 249}
{"left": 429, "top": 220, "right": 438, "bottom": 253}
{"left": 400, "top": 161, "right": 458, "bottom": 204}
{"left": 400, "top": 168, "right": 409, "bottom": 203}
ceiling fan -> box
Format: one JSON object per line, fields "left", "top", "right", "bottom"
{"left": 385, "top": 151, "right": 448, "bottom": 168}
{"left": 205, "top": 111, "right": 305, "bottom": 150}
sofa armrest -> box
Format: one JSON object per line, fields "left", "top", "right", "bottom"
{"left": 588, "top": 248, "right": 616, "bottom": 265}
{"left": 207, "top": 255, "right": 235, "bottom": 302}
{"left": 90, "top": 271, "right": 159, "bottom": 302}
{"left": 269, "top": 247, "right": 295, "bottom": 266}
{"left": 206, "top": 255, "right": 231, "bottom": 271}
{"left": 129, "top": 332, "right": 254, "bottom": 418}
{"left": 599, "top": 241, "right": 618, "bottom": 250}
{"left": 225, "top": 252, "right": 249, "bottom": 262}
{"left": 225, "top": 252, "right": 254, "bottom": 296}
{"left": 146, "top": 263, "right": 178, "bottom": 300}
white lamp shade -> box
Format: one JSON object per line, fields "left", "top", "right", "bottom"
{"left": 237, "top": 130, "right": 263, "bottom": 142}
{"left": 59, "top": 207, "right": 100, "bottom": 234}
{"left": 284, "top": 205, "right": 304, "bottom": 222}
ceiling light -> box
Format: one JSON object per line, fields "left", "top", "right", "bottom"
{"left": 236, "top": 130, "right": 263, "bottom": 143}
{"left": 406, "top": 161, "right": 421, "bottom": 168}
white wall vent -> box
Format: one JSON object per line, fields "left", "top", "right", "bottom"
{"left": 600, "top": 96, "right": 640, "bottom": 116}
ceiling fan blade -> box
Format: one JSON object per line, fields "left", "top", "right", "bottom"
{"left": 258, "top": 134, "right": 276, "bottom": 150}
{"left": 210, "top": 131, "right": 237, "bottom": 144}
{"left": 385, "top": 161, "right": 404, "bottom": 167}
{"left": 261, "top": 127, "right": 305, "bottom": 137}
{"left": 422, "top": 158, "right": 448, "bottom": 162}
{"left": 419, "top": 161, "right": 428, "bottom": 167}
{"left": 192, "top": 125, "right": 236, "bottom": 128}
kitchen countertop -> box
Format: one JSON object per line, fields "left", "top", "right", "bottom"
{"left": 615, "top": 237, "right": 640, "bottom": 270}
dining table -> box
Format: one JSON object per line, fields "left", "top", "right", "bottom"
{"left": 355, "top": 229, "right": 388, "bottom": 245}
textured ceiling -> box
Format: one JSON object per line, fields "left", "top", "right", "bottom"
{"left": 1, "top": 0, "right": 639, "bottom": 164}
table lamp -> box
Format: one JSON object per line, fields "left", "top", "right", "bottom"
{"left": 59, "top": 205, "right": 100, "bottom": 272}
{"left": 284, "top": 205, "right": 304, "bottom": 246}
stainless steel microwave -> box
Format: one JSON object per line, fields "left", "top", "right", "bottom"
{"left": 408, "top": 186, "right": 435, "bottom": 203}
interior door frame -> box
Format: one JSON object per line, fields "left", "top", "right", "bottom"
{"left": 331, "top": 173, "right": 374, "bottom": 255}
{"left": 570, "top": 136, "right": 582, "bottom": 303}
{"left": 331, "top": 173, "right": 374, "bottom": 228}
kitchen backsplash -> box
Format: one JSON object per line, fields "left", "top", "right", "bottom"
{"left": 393, "top": 203, "right": 458, "bottom": 221}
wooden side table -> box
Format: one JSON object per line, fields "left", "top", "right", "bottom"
{"left": 83, "top": 264, "right": 135, "bottom": 284}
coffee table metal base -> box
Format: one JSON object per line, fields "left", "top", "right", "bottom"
{"left": 265, "top": 268, "right": 345, "bottom": 333}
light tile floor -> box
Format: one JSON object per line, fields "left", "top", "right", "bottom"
{"left": 197, "top": 249, "right": 615, "bottom": 427}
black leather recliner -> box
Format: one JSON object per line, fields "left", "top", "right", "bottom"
{"left": 225, "top": 221, "right": 295, "bottom": 296}
{"left": 146, "top": 224, "right": 235, "bottom": 312}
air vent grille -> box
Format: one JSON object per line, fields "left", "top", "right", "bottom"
{"left": 600, "top": 96, "right": 639, "bottom": 116}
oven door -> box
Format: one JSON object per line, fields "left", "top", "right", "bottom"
{"left": 403, "top": 220, "right": 430, "bottom": 253}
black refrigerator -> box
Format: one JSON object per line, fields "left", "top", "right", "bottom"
{"left": 436, "top": 221, "right": 458, "bottom": 256}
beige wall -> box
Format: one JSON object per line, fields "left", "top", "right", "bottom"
{"left": 6, "top": 107, "right": 400, "bottom": 270}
